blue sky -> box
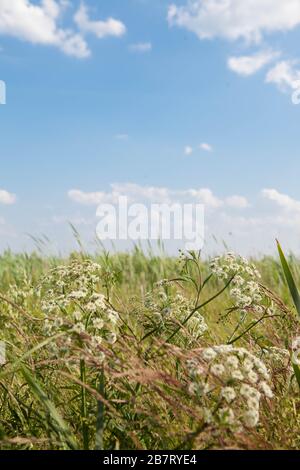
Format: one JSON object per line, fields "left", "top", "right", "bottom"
{"left": 1, "top": 0, "right": 300, "bottom": 255}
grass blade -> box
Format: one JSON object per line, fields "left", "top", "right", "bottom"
{"left": 277, "top": 240, "right": 300, "bottom": 317}
{"left": 293, "top": 363, "right": 300, "bottom": 389}
{"left": 20, "top": 366, "right": 78, "bottom": 450}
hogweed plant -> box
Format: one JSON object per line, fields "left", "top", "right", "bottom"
{"left": 0, "top": 245, "right": 299, "bottom": 449}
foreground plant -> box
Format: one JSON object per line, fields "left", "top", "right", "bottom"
{"left": 0, "top": 247, "right": 299, "bottom": 449}
{"left": 187, "top": 345, "right": 273, "bottom": 432}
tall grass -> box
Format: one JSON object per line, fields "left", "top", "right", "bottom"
{"left": 0, "top": 246, "right": 299, "bottom": 450}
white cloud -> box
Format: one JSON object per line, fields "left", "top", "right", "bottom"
{"left": 262, "top": 188, "right": 300, "bottom": 211}
{"left": 65, "top": 184, "right": 300, "bottom": 255}
{"left": 111, "top": 183, "right": 172, "bottom": 204}
{"left": 228, "top": 50, "right": 279, "bottom": 76}
{"left": 184, "top": 145, "right": 193, "bottom": 155}
{"left": 74, "top": 2, "right": 126, "bottom": 39}
{"left": 200, "top": 142, "right": 213, "bottom": 152}
{"left": 168, "top": 0, "right": 300, "bottom": 43}
{"left": 0, "top": 0, "right": 90, "bottom": 58}
{"left": 129, "top": 42, "right": 152, "bottom": 53}
{"left": 186, "top": 188, "right": 222, "bottom": 208}
{"left": 68, "top": 183, "right": 246, "bottom": 210}
{"left": 265, "top": 60, "right": 300, "bottom": 92}
{"left": 68, "top": 189, "right": 118, "bottom": 206}
{"left": 225, "top": 195, "right": 250, "bottom": 209}
{"left": 0, "top": 189, "right": 16, "bottom": 205}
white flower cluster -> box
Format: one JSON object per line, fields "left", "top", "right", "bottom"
{"left": 210, "top": 253, "right": 271, "bottom": 315}
{"left": 144, "top": 288, "right": 208, "bottom": 339}
{"left": 40, "top": 260, "right": 119, "bottom": 362}
{"left": 40, "top": 260, "right": 105, "bottom": 313}
{"left": 187, "top": 344, "right": 273, "bottom": 431}
{"left": 263, "top": 346, "right": 290, "bottom": 369}
{"left": 291, "top": 336, "right": 300, "bottom": 365}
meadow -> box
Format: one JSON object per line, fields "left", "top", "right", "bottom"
{"left": 0, "top": 244, "right": 299, "bottom": 450}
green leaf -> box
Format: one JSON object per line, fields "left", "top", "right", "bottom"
{"left": 21, "top": 366, "right": 78, "bottom": 450}
{"left": 277, "top": 240, "right": 300, "bottom": 317}
{"left": 292, "top": 363, "right": 300, "bottom": 390}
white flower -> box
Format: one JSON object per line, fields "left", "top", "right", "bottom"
{"left": 248, "top": 370, "right": 258, "bottom": 384}
{"left": 243, "top": 409, "right": 259, "bottom": 428}
{"left": 221, "top": 386, "right": 236, "bottom": 403}
{"left": 106, "top": 332, "right": 117, "bottom": 344}
{"left": 292, "top": 336, "right": 300, "bottom": 366}
{"left": 69, "top": 290, "right": 87, "bottom": 300}
{"left": 187, "top": 345, "right": 272, "bottom": 432}
{"left": 107, "top": 310, "right": 119, "bottom": 324}
{"left": 93, "top": 318, "right": 104, "bottom": 330}
{"left": 85, "top": 302, "right": 98, "bottom": 314}
{"left": 259, "top": 381, "right": 273, "bottom": 398}
{"left": 243, "top": 358, "right": 254, "bottom": 372}
{"left": 231, "top": 369, "right": 244, "bottom": 380}
{"left": 211, "top": 363, "right": 225, "bottom": 377}
{"left": 54, "top": 318, "right": 64, "bottom": 328}
{"left": 247, "top": 397, "right": 260, "bottom": 411}
{"left": 218, "top": 407, "right": 235, "bottom": 425}
{"left": 292, "top": 336, "right": 300, "bottom": 351}
{"left": 226, "top": 355, "right": 239, "bottom": 369}
{"left": 72, "top": 322, "right": 85, "bottom": 334}
{"left": 91, "top": 335, "right": 103, "bottom": 348}
{"left": 292, "top": 350, "right": 300, "bottom": 365}
{"left": 202, "top": 348, "right": 217, "bottom": 361}
{"left": 73, "top": 311, "right": 83, "bottom": 322}
{"left": 240, "top": 384, "right": 260, "bottom": 400}
{"left": 203, "top": 407, "right": 213, "bottom": 424}
{"left": 186, "top": 359, "right": 198, "bottom": 371}
{"left": 92, "top": 293, "right": 106, "bottom": 309}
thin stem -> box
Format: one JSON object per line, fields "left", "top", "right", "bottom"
{"left": 95, "top": 366, "right": 105, "bottom": 450}
{"left": 80, "top": 359, "right": 89, "bottom": 450}
{"left": 228, "top": 314, "right": 281, "bottom": 345}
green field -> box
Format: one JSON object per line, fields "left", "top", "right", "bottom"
{"left": 0, "top": 246, "right": 299, "bottom": 450}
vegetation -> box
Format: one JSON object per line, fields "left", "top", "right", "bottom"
{"left": 0, "top": 244, "right": 299, "bottom": 450}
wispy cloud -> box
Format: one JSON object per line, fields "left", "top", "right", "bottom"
{"left": 168, "top": 0, "right": 300, "bottom": 43}
{"left": 225, "top": 195, "right": 250, "bottom": 209}
{"left": 0, "top": 189, "right": 16, "bottom": 205}
{"left": 68, "top": 189, "right": 118, "bottom": 206}
{"left": 74, "top": 2, "right": 126, "bottom": 39}
{"left": 262, "top": 188, "right": 300, "bottom": 212}
{"left": 168, "top": 1, "right": 300, "bottom": 100}
{"left": 228, "top": 50, "right": 279, "bottom": 76}
{"left": 184, "top": 145, "right": 193, "bottom": 155}
{"left": 265, "top": 60, "right": 300, "bottom": 92}
{"left": 0, "top": 0, "right": 90, "bottom": 58}
{"left": 0, "top": 0, "right": 126, "bottom": 59}
{"left": 68, "top": 183, "right": 249, "bottom": 211}
{"left": 200, "top": 143, "right": 213, "bottom": 152}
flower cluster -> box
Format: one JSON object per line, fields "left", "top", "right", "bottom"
{"left": 143, "top": 287, "right": 208, "bottom": 340}
{"left": 210, "top": 253, "right": 272, "bottom": 315}
{"left": 40, "top": 260, "right": 119, "bottom": 362}
{"left": 187, "top": 344, "right": 273, "bottom": 431}
{"left": 263, "top": 346, "right": 290, "bottom": 369}
{"left": 291, "top": 337, "right": 300, "bottom": 365}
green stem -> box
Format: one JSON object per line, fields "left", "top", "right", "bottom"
{"left": 80, "top": 359, "right": 89, "bottom": 450}
{"left": 95, "top": 366, "right": 105, "bottom": 450}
